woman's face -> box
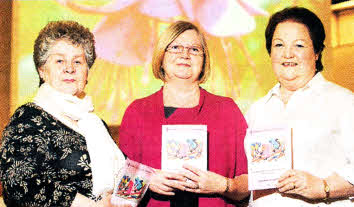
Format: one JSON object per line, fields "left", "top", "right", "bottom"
{"left": 39, "top": 39, "right": 89, "bottom": 97}
{"left": 162, "top": 29, "right": 204, "bottom": 83}
{"left": 271, "top": 21, "right": 318, "bottom": 91}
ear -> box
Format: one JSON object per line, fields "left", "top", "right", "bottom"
{"left": 38, "top": 67, "right": 47, "bottom": 82}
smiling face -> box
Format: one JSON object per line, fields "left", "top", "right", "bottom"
{"left": 39, "top": 39, "right": 88, "bottom": 97}
{"left": 162, "top": 29, "right": 204, "bottom": 84}
{"left": 271, "top": 21, "right": 318, "bottom": 91}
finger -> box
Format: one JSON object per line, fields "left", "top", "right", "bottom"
{"left": 149, "top": 184, "right": 175, "bottom": 195}
{"left": 278, "top": 170, "right": 295, "bottom": 181}
{"left": 179, "top": 168, "right": 200, "bottom": 182}
{"left": 165, "top": 179, "right": 189, "bottom": 191}
{"left": 278, "top": 179, "right": 296, "bottom": 192}
{"left": 277, "top": 173, "right": 297, "bottom": 188}
{"left": 163, "top": 171, "right": 186, "bottom": 181}
{"left": 182, "top": 179, "right": 199, "bottom": 189}
{"left": 183, "top": 164, "right": 203, "bottom": 176}
{"left": 184, "top": 186, "right": 202, "bottom": 194}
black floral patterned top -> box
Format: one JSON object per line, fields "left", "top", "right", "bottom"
{"left": 0, "top": 103, "right": 96, "bottom": 207}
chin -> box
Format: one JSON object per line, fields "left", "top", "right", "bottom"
{"left": 279, "top": 73, "right": 297, "bottom": 81}
{"left": 58, "top": 88, "right": 79, "bottom": 96}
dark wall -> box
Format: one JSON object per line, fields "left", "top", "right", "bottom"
{"left": 0, "top": 0, "right": 12, "bottom": 196}
{"left": 0, "top": 1, "right": 12, "bottom": 135}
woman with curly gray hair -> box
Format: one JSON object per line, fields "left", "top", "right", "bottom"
{"left": 0, "top": 21, "right": 129, "bottom": 207}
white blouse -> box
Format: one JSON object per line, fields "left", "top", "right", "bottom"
{"left": 245, "top": 73, "right": 354, "bottom": 207}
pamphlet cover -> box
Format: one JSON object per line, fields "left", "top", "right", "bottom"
{"left": 111, "top": 159, "right": 154, "bottom": 206}
{"left": 245, "top": 127, "right": 292, "bottom": 190}
{"left": 161, "top": 125, "right": 208, "bottom": 172}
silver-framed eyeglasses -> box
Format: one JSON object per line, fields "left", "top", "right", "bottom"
{"left": 166, "top": 44, "right": 204, "bottom": 56}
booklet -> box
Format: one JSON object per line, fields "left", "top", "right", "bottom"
{"left": 111, "top": 159, "right": 154, "bottom": 207}
{"left": 245, "top": 127, "right": 292, "bottom": 190}
{"left": 161, "top": 125, "right": 208, "bottom": 172}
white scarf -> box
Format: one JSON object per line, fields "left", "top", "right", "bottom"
{"left": 34, "top": 83, "right": 126, "bottom": 196}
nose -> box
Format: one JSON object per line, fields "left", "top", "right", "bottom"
{"left": 180, "top": 47, "right": 191, "bottom": 58}
{"left": 64, "top": 63, "right": 76, "bottom": 74}
{"left": 283, "top": 46, "right": 294, "bottom": 58}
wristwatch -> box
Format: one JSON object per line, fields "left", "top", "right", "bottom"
{"left": 323, "top": 179, "right": 330, "bottom": 203}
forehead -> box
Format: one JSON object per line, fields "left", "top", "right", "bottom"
{"left": 48, "top": 39, "right": 85, "bottom": 56}
{"left": 171, "top": 29, "right": 201, "bottom": 45}
{"left": 273, "top": 21, "right": 311, "bottom": 40}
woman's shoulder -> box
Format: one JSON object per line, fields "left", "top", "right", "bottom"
{"left": 9, "top": 102, "right": 45, "bottom": 122}
{"left": 201, "top": 89, "right": 245, "bottom": 117}
{"left": 2, "top": 103, "right": 51, "bottom": 142}
{"left": 202, "top": 88, "right": 236, "bottom": 105}
{"left": 126, "top": 89, "right": 162, "bottom": 110}
{"left": 321, "top": 79, "right": 353, "bottom": 99}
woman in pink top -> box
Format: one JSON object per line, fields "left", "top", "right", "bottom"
{"left": 119, "top": 21, "right": 249, "bottom": 207}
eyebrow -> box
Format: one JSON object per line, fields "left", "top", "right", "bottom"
{"left": 170, "top": 43, "right": 202, "bottom": 47}
{"left": 272, "top": 38, "right": 310, "bottom": 44}
{"left": 49, "top": 53, "right": 85, "bottom": 58}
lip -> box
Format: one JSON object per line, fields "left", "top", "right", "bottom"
{"left": 177, "top": 63, "right": 191, "bottom": 67}
{"left": 63, "top": 79, "right": 75, "bottom": 83}
{"left": 281, "top": 62, "right": 298, "bottom": 67}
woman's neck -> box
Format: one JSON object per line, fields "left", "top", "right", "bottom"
{"left": 279, "top": 86, "right": 295, "bottom": 105}
{"left": 163, "top": 82, "right": 200, "bottom": 108}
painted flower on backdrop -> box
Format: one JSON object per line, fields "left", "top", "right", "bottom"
{"left": 56, "top": 0, "right": 268, "bottom": 67}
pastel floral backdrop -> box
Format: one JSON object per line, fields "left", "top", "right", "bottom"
{"left": 12, "top": 0, "right": 331, "bottom": 125}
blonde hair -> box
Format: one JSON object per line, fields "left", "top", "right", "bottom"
{"left": 152, "top": 21, "right": 210, "bottom": 83}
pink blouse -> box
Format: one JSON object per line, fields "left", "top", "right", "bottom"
{"left": 119, "top": 87, "right": 248, "bottom": 207}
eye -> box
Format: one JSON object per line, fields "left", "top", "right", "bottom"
{"left": 56, "top": 59, "right": 64, "bottom": 64}
{"left": 296, "top": 44, "right": 304, "bottom": 48}
{"left": 274, "top": 43, "right": 283, "bottom": 47}
{"left": 169, "top": 45, "right": 182, "bottom": 51}
{"left": 74, "top": 60, "right": 82, "bottom": 64}
{"left": 191, "top": 47, "right": 201, "bottom": 52}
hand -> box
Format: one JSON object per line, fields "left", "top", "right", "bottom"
{"left": 96, "top": 194, "right": 132, "bottom": 207}
{"left": 277, "top": 170, "right": 326, "bottom": 200}
{"left": 99, "top": 193, "right": 134, "bottom": 207}
{"left": 180, "top": 164, "right": 227, "bottom": 194}
{"left": 149, "top": 169, "right": 186, "bottom": 196}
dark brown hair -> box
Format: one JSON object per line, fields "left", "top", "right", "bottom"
{"left": 265, "top": 7, "right": 325, "bottom": 72}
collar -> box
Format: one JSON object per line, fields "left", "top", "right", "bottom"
{"left": 265, "top": 72, "right": 326, "bottom": 103}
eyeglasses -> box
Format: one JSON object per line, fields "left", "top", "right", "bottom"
{"left": 166, "top": 44, "right": 204, "bottom": 56}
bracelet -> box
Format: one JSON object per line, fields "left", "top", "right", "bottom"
{"left": 224, "top": 178, "right": 230, "bottom": 193}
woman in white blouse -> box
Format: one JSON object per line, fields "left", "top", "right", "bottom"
{"left": 245, "top": 7, "right": 354, "bottom": 206}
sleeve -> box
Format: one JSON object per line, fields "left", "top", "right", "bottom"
{"left": 0, "top": 109, "right": 79, "bottom": 207}
{"left": 335, "top": 95, "right": 354, "bottom": 185}
{"left": 119, "top": 101, "right": 143, "bottom": 162}
{"left": 221, "top": 98, "right": 248, "bottom": 177}
{"left": 233, "top": 101, "right": 248, "bottom": 176}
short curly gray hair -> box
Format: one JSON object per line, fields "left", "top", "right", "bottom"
{"left": 33, "top": 21, "right": 96, "bottom": 85}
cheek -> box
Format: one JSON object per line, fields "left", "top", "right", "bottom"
{"left": 162, "top": 56, "right": 175, "bottom": 74}
{"left": 47, "top": 69, "right": 61, "bottom": 83}
{"left": 296, "top": 50, "right": 317, "bottom": 67}
{"left": 80, "top": 70, "right": 88, "bottom": 82}
{"left": 192, "top": 57, "right": 203, "bottom": 70}
{"left": 270, "top": 51, "right": 282, "bottom": 63}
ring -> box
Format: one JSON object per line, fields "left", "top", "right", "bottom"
{"left": 195, "top": 183, "right": 199, "bottom": 189}
{"left": 292, "top": 182, "right": 296, "bottom": 189}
